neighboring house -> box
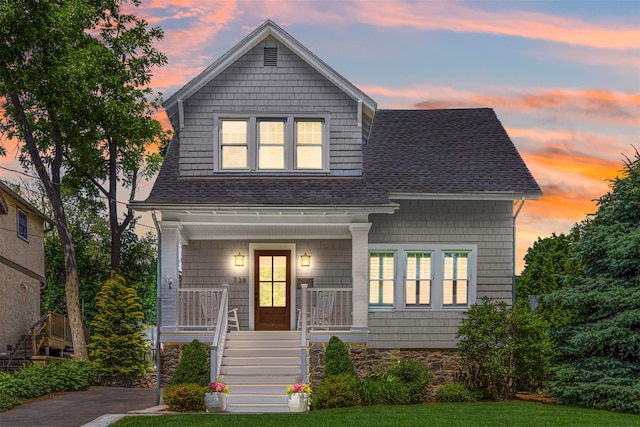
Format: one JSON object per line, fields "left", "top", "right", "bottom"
{"left": 0, "top": 182, "right": 51, "bottom": 355}
{"left": 131, "top": 20, "right": 541, "bottom": 396}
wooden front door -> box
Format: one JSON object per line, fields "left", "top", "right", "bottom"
{"left": 254, "top": 250, "right": 291, "bottom": 330}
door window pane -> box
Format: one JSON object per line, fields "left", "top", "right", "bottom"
{"left": 259, "top": 255, "right": 288, "bottom": 307}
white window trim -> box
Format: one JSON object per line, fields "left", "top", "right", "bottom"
{"left": 368, "top": 243, "right": 478, "bottom": 311}
{"left": 17, "top": 208, "right": 29, "bottom": 242}
{"left": 213, "top": 112, "right": 330, "bottom": 173}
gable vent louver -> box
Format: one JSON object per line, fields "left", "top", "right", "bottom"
{"left": 264, "top": 47, "right": 277, "bottom": 67}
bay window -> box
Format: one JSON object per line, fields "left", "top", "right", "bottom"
{"left": 405, "top": 251, "right": 432, "bottom": 306}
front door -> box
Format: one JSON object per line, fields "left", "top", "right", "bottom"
{"left": 254, "top": 250, "right": 291, "bottom": 330}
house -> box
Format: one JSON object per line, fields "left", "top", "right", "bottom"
{"left": 0, "top": 182, "right": 51, "bottom": 357}
{"left": 131, "top": 20, "right": 541, "bottom": 410}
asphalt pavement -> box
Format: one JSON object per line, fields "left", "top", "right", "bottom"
{"left": 0, "top": 386, "right": 164, "bottom": 427}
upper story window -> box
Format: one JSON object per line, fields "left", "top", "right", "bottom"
{"left": 215, "top": 114, "right": 329, "bottom": 173}
{"left": 17, "top": 208, "right": 28, "bottom": 241}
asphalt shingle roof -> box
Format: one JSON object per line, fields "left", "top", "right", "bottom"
{"left": 142, "top": 108, "right": 541, "bottom": 206}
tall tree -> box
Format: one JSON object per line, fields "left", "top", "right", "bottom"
{"left": 547, "top": 151, "right": 640, "bottom": 413}
{"left": 63, "top": 1, "right": 169, "bottom": 271}
{"left": 516, "top": 231, "right": 580, "bottom": 327}
{"left": 0, "top": 0, "right": 167, "bottom": 357}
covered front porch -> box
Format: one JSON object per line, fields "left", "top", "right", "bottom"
{"left": 153, "top": 204, "right": 396, "bottom": 344}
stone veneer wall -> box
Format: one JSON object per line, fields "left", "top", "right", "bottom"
{"left": 161, "top": 342, "right": 469, "bottom": 396}
{"left": 310, "top": 343, "right": 469, "bottom": 397}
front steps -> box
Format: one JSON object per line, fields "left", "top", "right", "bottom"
{"left": 220, "top": 331, "right": 306, "bottom": 413}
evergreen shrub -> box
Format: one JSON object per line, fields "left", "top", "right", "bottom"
{"left": 387, "top": 360, "right": 432, "bottom": 404}
{"left": 163, "top": 384, "right": 206, "bottom": 412}
{"left": 88, "top": 272, "right": 149, "bottom": 380}
{"left": 323, "top": 336, "right": 356, "bottom": 379}
{"left": 311, "top": 373, "right": 360, "bottom": 410}
{"left": 169, "top": 339, "right": 210, "bottom": 386}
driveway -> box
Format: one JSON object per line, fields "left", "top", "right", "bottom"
{"left": 0, "top": 386, "right": 160, "bottom": 427}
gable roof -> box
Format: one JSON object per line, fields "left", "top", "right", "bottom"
{"left": 0, "top": 182, "right": 55, "bottom": 224}
{"left": 164, "top": 20, "right": 376, "bottom": 132}
{"left": 132, "top": 108, "right": 540, "bottom": 209}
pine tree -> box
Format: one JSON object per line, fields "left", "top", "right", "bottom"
{"left": 547, "top": 151, "right": 640, "bottom": 414}
{"left": 88, "top": 272, "right": 148, "bottom": 380}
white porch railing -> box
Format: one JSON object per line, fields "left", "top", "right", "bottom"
{"left": 177, "top": 287, "right": 224, "bottom": 329}
{"left": 304, "top": 288, "right": 353, "bottom": 329}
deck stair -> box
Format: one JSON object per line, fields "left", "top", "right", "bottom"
{"left": 220, "top": 330, "right": 306, "bottom": 413}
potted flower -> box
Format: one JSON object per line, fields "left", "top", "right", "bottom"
{"left": 205, "top": 381, "right": 229, "bottom": 413}
{"left": 285, "top": 383, "right": 311, "bottom": 413}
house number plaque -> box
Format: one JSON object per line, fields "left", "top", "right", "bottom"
{"left": 233, "top": 277, "right": 247, "bottom": 284}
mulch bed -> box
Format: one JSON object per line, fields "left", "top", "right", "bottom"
{"left": 515, "top": 392, "right": 557, "bottom": 404}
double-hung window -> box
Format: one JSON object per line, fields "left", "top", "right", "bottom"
{"left": 369, "top": 245, "right": 476, "bottom": 311}
{"left": 17, "top": 208, "right": 28, "bottom": 241}
{"left": 405, "top": 252, "right": 432, "bottom": 306}
{"left": 216, "top": 114, "right": 328, "bottom": 172}
{"left": 369, "top": 252, "right": 395, "bottom": 306}
{"left": 220, "top": 120, "right": 248, "bottom": 169}
{"left": 443, "top": 252, "right": 469, "bottom": 306}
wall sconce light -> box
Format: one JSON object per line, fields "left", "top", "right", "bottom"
{"left": 164, "top": 275, "right": 173, "bottom": 290}
{"left": 234, "top": 252, "right": 245, "bottom": 267}
{"left": 300, "top": 252, "right": 311, "bottom": 267}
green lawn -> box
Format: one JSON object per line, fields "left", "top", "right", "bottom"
{"left": 113, "top": 401, "right": 640, "bottom": 427}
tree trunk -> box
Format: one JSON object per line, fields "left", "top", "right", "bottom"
{"left": 9, "top": 90, "right": 88, "bottom": 359}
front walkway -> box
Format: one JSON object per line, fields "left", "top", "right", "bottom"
{"left": 0, "top": 386, "right": 160, "bottom": 427}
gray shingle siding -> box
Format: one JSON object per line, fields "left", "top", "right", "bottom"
{"left": 178, "top": 36, "right": 362, "bottom": 177}
{"left": 367, "top": 199, "right": 513, "bottom": 348}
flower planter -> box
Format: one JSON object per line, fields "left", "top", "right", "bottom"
{"left": 205, "top": 392, "right": 227, "bottom": 413}
{"left": 287, "top": 392, "right": 309, "bottom": 413}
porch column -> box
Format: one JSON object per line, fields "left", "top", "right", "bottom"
{"left": 349, "top": 223, "right": 372, "bottom": 330}
{"left": 160, "top": 222, "right": 182, "bottom": 332}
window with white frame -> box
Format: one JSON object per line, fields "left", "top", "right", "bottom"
{"left": 443, "top": 252, "right": 469, "bottom": 306}
{"left": 369, "top": 252, "right": 395, "bottom": 306}
{"left": 369, "top": 245, "right": 476, "bottom": 310}
{"left": 17, "top": 208, "right": 28, "bottom": 241}
{"left": 405, "top": 251, "right": 433, "bottom": 306}
{"left": 216, "top": 114, "right": 328, "bottom": 172}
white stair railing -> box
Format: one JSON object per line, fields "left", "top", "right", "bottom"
{"left": 210, "top": 284, "right": 229, "bottom": 382}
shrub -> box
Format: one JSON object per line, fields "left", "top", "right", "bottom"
{"left": 311, "top": 373, "right": 360, "bottom": 410}
{"left": 387, "top": 360, "right": 432, "bottom": 404}
{"left": 359, "top": 373, "right": 409, "bottom": 406}
{"left": 457, "top": 297, "right": 552, "bottom": 400}
{"left": 323, "top": 336, "right": 356, "bottom": 379}
{"left": 169, "top": 339, "right": 210, "bottom": 387}
{"left": 89, "top": 272, "right": 149, "bottom": 380}
{"left": 163, "top": 384, "right": 206, "bottom": 412}
{"left": 0, "top": 360, "right": 97, "bottom": 412}
{"left": 435, "top": 383, "right": 479, "bottom": 402}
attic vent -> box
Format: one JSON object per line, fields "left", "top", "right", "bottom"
{"left": 264, "top": 47, "right": 277, "bottom": 67}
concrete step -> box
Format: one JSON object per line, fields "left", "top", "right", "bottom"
{"left": 224, "top": 347, "right": 301, "bottom": 357}
{"left": 228, "top": 394, "right": 288, "bottom": 405}
{"left": 225, "top": 339, "right": 301, "bottom": 349}
{"left": 222, "top": 356, "right": 300, "bottom": 366}
{"left": 221, "top": 365, "right": 300, "bottom": 376}
{"left": 226, "top": 403, "right": 289, "bottom": 413}
{"left": 226, "top": 383, "right": 291, "bottom": 394}
{"left": 221, "top": 374, "right": 299, "bottom": 385}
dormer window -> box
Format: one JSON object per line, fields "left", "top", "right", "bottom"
{"left": 215, "top": 114, "right": 329, "bottom": 173}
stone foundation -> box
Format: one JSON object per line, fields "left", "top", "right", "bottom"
{"left": 101, "top": 373, "right": 157, "bottom": 388}
{"left": 160, "top": 344, "right": 187, "bottom": 387}
{"left": 310, "top": 343, "right": 469, "bottom": 397}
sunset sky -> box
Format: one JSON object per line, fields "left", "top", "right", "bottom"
{"left": 1, "top": 0, "right": 638, "bottom": 273}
